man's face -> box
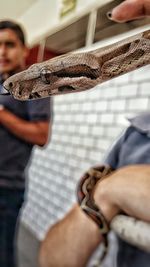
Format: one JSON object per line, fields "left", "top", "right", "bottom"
{"left": 0, "top": 28, "right": 27, "bottom": 74}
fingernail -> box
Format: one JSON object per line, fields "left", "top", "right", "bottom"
{"left": 107, "top": 11, "right": 112, "bottom": 19}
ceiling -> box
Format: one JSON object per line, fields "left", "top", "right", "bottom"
{"left": 0, "top": 0, "right": 37, "bottom": 20}
{"left": 45, "top": 0, "right": 150, "bottom": 53}
{"left": 0, "top": 0, "right": 149, "bottom": 54}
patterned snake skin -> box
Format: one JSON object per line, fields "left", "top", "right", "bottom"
{"left": 77, "top": 165, "right": 113, "bottom": 234}
{"left": 3, "top": 29, "right": 150, "bottom": 100}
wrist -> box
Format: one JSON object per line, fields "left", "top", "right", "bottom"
{"left": 75, "top": 204, "right": 101, "bottom": 233}
{"left": 94, "top": 178, "right": 120, "bottom": 222}
{"left": 68, "top": 205, "right": 103, "bottom": 247}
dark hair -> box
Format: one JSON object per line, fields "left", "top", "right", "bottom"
{"left": 0, "top": 20, "right": 26, "bottom": 45}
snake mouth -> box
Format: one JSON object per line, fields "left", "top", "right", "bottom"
{"left": 28, "top": 92, "right": 43, "bottom": 99}
{"left": 41, "top": 64, "right": 100, "bottom": 84}
{"left": 58, "top": 85, "right": 76, "bottom": 92}
{"left": 55, "top": 65, "right": 100, "bottom": 80}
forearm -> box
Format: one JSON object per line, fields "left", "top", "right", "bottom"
{"left": 39, "top": 205, "right": 102, "bottom": 267}
{"left": 94, "top": 165, "right": 150, "bottom": 222}
{"left": 39, "top": 165, "right": 150, "bottom": 267}
{"left": 0, "top": 108, "right": 49, "bottom": 145}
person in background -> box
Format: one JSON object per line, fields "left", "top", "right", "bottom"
{"left": 39, "top": 1, "right": 150, "bottom": 267}
{"left": 0, "top": 20, "right": 52, "bottom": 267}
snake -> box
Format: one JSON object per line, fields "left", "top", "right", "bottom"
{"left": 3, "top": 29, "right": 150, "bottom": 100}
{"left": 3, "top": 29, "right": 150, "bottom": 255}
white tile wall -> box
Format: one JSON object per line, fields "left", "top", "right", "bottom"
{"left": 22, "top": 65, "right": 150, "bottom": 247}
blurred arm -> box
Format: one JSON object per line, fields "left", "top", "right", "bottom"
{"left": 0, "top": 108, "right": 51, "bottom": 146}
{"left": 39, "top": 204, "right": 102, "bottom": 267}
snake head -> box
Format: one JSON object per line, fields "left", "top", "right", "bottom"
{"left": 3, "top": 52, "right": 100, "bottom": 100}
{"left": 3, "top": 64, "right": 41, "bottom": 100}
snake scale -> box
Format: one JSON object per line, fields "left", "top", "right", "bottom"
{"left": 4, "top": 29, "right": 150, "bottom": 253}
{"left": 3, "top": 29, "right": 150, "bottom": 100}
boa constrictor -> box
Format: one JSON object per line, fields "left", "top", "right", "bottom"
{"left": 3, "top": 29, "right": 150, "bottom": 254}
{"left": 3, "top": 29, "right": 150, "bottom": 100}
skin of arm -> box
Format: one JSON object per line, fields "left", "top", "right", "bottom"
{"left": 39, "top": 164, "right": 150, "bottom": 267}
{"left": 39, "top": 204, "right": 103, "bottom": 267}
{"left": 94, "top": 164, "right": 150, "bottom": 223}
{"left": 108, "top": 0, "right": 150, "bottom": 22}
{"left": 0, "top": 107, "right": 51, "bottom": 146}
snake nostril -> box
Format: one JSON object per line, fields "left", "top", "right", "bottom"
{"left": 9, "top": 82, "right": 13, "bottom": 88}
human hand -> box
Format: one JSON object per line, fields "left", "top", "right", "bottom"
{"left": 107, "top": 0, "right": 150, "bottom": 22}
{"left": 0, "top": 105, "right": 5, "bottom": 120}
{"left": 94, "top": 165, "right": 150, "bottom": 223}
{"left": 0, "top": 105, "right": 4, "bottom": 111}
{"left": 0, "top": 105, "right": 5, "bottom": 119}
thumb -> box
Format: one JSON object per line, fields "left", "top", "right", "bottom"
{"left": 107, "top": 0, "right": 147, "bottom": 23}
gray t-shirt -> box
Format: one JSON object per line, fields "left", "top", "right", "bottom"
{"left": 0, "top": 86, "right": 52, "bottom": 188}
{"left": 104, "top": 112, "right": 150, "bottom": 267}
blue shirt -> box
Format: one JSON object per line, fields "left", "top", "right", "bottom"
{"left": 0, "top": 86, "right": 52, "bottom": 189}
{"left": 104, "top": 112, "right": 150, "bottom": 267}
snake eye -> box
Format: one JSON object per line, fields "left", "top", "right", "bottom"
{"left": 40, "top": 69, "right": 51, "bottom": 84}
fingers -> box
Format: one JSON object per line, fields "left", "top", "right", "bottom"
{"left": 107, "top": 0, "right": 150, "bottom": 23}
